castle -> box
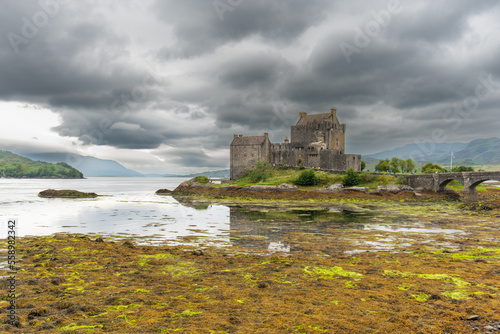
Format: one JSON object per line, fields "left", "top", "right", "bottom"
{"left": 230, "top": 108, "right": 361, "bottom": 180}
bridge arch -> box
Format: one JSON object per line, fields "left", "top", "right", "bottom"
{"left": 438, "top": 178, "right": 464, "bottom": 191}
{"left": 466, "top": 178, "right": 500, "bottom": 194}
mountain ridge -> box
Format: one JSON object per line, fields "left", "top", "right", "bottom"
{"left": 24, "top": 152, "right": 144, "bottom": 177}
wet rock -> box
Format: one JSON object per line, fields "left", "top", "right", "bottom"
{"left": 466, "top": 315, "right": 480, "bottom": 321}
{"left": 326, "top": 184, "right": 344, "bottom": 191}
{"left": 38, "top": 189, "right": 98, "bottom": 198}
{"left": 242, "top": 185, "right": 279, "bottom": 191}
{"left": 344, "top": 186, "right": 368, "bottom": 193}
{"left": 155, "top": 188, "right": 172, "bottom": 195}
{"left": 122, "top": 240, "right": 136, "bottom": 248}
{"left": 27, "top": 308, "right": 47, "bottom": 320}
{"left": 278, "top": 183, "right": 298, "bottom": 190}
{"left": 220, "top": 185, "right": 242, "bottom": 190}
{"left": 51, "top": 277, "right": 65, "bottom": 285}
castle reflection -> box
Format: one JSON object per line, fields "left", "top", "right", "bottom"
{"left": 173, "top": 195, "right": 370, "bottom": 252}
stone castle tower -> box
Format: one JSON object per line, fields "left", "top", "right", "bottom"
{"left": 230, "top": 108, "right": 361, "bottom": 180}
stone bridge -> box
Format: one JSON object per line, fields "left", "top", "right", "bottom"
{"left": 404, "top": 172, "right": 500, "bottom": 196}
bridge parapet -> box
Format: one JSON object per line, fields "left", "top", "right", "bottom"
{"left": 403, "top": 171, "right": 500, "bottom": 195}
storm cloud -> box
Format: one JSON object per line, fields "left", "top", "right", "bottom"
{"left": 1, "top": 0, "right": 499, "bottom": 172}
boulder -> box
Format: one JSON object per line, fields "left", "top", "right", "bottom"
{"left": 326, "top": 184, "right": 344, "bottom": 191}
{"left": 344, "top": 186, "right": 368, "bottom": 193}
{"left": 155, "top": 189, "right": 172, "bottom": 195}
{"left": 277, "top": 183, "right": 298, "bottom": 190}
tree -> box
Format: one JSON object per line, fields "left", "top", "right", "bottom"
{"left": 405, "top": 159, "right": 416, "bottom": 173}
{"left": 389, "top": 157, "right": 401, "bottom": 173}
{"left": 421, "top": 162, "right": 446, "bottom": 173}
{"left": 452, "top": 166, "right": 474, "bottom": 172}
{"left": 343, "top": 168, "right": 361, "bottom": 187}
{"left": 295, "top": 169, "right": 319, "bottom": 186}
{"left": 361, "top": 161, "right": 366, "bottom": 171}
{"left": 375, "top": 159, "right": 390, "bottom": 172}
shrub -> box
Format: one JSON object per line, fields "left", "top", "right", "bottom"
{"left": 396, "top": 176, "right": 407, "bottom": 185}
{"left": 421, "top": 163, "right": 446, "bottom": 173}
{"left": 343, "top": 168, "right": 361, "bottom": 187}
{"left": 360, "top": 172, "right": 374, "bottom": 184}
{"left": 361, "top": 161, "right": 366, "bottom": 171}
{"left": 452, "top": 166, "right": 474, "bottom": 172}
{"left": 242, "top": 161, "right": 272, "bottom": 183}
{"left": 294, "top": 169, "right": 319, "bottom": 186}
{"left": 193, "top": 176, "right": 210, "bottom": 184}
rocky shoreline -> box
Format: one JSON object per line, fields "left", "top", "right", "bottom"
{"left": 170, "top": 179, "right": 459, "bottom": 202}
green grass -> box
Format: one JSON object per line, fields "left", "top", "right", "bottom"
{"left": 231, "top": 168, "right": 398, "bottom": 189}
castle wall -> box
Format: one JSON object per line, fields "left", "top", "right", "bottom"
{"left": 291, "top": 122, "right": 330, "bottom": 146}
{"left": 270, "top": 143, "right": 294, "bottom": 166}
{"left": 346, "top": 154, "right": 362, "bottom": 172}
{"left": 329, "top": 124, "right": 346, "bottom": 151}
{"left": 230, "top": 145, "right": 263, "bottom": 180}
{"left": 319, "top": 150, "right": 346, "bottom": 170}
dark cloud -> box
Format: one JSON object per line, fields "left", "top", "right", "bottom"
{"left": 153, "top": 0, "right": 333, "bottom": 58}
{"left": 159, "top": 148, "right": 226, "bottom": 168}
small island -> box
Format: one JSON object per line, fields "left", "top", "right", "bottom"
{"left": 38, "top": 189, "right": 98, "bottom": 198}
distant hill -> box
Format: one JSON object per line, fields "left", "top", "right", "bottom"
{"left": 436, "top": 138, "right": 500, "bottom": 165}
{"left": 365, "top": 138, "right": 500, "bottom": 166}
{"left": 175, "top": 169, "right": 230, "bottom": 178}
{"left": 0, "top": 151, "right": 83, "bottom": 178}
{"left": 366, "top": 142, "right": 468, "bottom": 161}
{"left": 24, "top": 153, "right": 144, "bottom": 177}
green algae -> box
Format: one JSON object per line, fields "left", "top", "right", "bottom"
{"left": 175, "top": 310, "right": 203, "bottom": 317}
{"left": 384, "top": 270, "right": 469, "bottom": 288}
{"left": 442, "top": 289, "right": 472, "bottom": 300}
{"left": 411, "top": 293, "right": 431, "bottom": 302}
{"left": 59, "top": 323, "right": 103, "bottom": 331}
{"left": 433, "top": 247, "right": 500, "bottom": 261}
{"left": 303, "top": 266, "right": 363, "bottom": 280}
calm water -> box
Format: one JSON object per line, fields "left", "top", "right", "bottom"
{"left": 0, "top": 177, "right": 484, "bottom": 252}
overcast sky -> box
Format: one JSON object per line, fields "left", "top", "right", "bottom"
{"left": 1, "top": 0, "right": 499, "bottom": 174}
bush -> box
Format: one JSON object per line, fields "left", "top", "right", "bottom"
{"left": 193, "top": 176, "right": 210, "bottom": 184}
{"left": 294, "top": 169, "right": 319, "bottom": 186}
{"left": 360, "top": 172, "right": 374, "bottom": 184}
{"left": 452, "top": 166, "right": 474, "bottom": 172}
{"left": 396, "top": 176, "right": 407, "bottom": 185}
{"left": 343, "top": 168, "right": 361, "bottom": 187}
{"left": 242, "top": 161, "right": 272, "bottom": 183}
{"left": 421, "top": 163, "right": 446, "bottom": 173}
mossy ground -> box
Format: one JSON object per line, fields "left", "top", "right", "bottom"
{"left": 2, "top": 196, "right": 499, "bottom": 333}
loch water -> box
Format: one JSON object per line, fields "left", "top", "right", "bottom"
{"left": 0, "top": 177, "right": 484, "bottom": 254}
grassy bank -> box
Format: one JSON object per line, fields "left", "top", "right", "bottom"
{"left": 232, "top": 168, "right": 401, "bottom": 190}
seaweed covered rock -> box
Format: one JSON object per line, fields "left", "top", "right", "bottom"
{"left": 38, "top": 189, "right": 98, "bottom": 198}
{"left": 155, "top": 188, "right": 172, "bottom": 195}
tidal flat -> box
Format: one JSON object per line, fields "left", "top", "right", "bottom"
{"left": 1, "top": 194, "right": 500, "bottom": 333}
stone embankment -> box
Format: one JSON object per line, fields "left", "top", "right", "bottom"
{"left": 171, "top": 180, "right": 456, "bottom": 201}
